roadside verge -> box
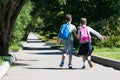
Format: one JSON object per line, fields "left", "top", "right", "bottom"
{"left": 91, "top": 55, "right": 120, "bottom": 70}
{"left": 0, "top": 55, "right": 16, "bottom": 80}
{"left": 51, "top": 45, "right": 120, "bottom": 70}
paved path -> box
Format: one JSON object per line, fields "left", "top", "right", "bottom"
{"left": 2, "top": 33, "right": 120, "bottom": 80}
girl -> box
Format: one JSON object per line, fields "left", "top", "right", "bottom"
{"left": 78, "top": 18, "right": 106, "bottom": 69}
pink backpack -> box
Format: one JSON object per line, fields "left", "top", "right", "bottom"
{"left": 79, "top": 26, "right": 91, "bottom": 43}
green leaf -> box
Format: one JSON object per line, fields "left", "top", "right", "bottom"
{"left": 58, "top": 0, "right": 67, "bottom": 5}
{"left": 0, "top": 0, "right": 9, "bottom": 4}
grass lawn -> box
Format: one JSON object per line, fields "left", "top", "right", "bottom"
{"left": 0, "top": 55, "right": 11, "bottom": 65}
{"left": 93, "top": 47, "right": 120, "bottom": 60}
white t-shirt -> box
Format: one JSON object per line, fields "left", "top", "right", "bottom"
{"left": 69, "top": 24, "right": 77, "bottom": 33}
{"left": 69, "top": 23, "right": 77, "bottom": 40}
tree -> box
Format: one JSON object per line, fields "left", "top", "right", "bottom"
{"left": 31, "top": 0, "right": 120, "bottom": 48}
{"left": 0, "top": 0, "right": 27, "bottom": 55}
{"left": 11, "top": 1, "right": 33, "bottom": 46}
{"left": 30, "top": 0, "right": 66, "bottom": 38}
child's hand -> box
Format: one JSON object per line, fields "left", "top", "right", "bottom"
{"left": 57, "top": 38, "right": 61, "bottom": 45}
{"left": 102, "top": 36, "right": 106, "bottom": 40}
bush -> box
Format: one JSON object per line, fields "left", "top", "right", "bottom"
{"left": 90, "top": 15, "right": 120, "bottom": 47}
{"left": 0, "top": 55, "right": 11, "bottom": 65}
{"left": 96, "top": 36, "right": 120, "bottom": 47}
{"left": 10, "top": 44, "right": 22, "bottom": 51}
{"left": 10, "top": 1, "right": 33, "bottom": 48}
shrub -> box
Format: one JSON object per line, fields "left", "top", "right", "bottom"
{"left": 10, "top": 1, "right": 33, "bottom": 48}
{"left": 90, "top": 15, "right": 120, "bottom": 47}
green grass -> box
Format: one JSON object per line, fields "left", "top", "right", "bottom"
{"left": 0, "top": 55, "right": 11, "bottom": 65}
{"left": 93, "top": 47, "right": 120, "bottom": 60}
{"left": 10, "top": 44, "right": 22, "bottom": 51}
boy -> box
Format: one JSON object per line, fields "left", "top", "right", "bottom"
{"left": 57, "top": 14, "right": 79, "bottom": 69}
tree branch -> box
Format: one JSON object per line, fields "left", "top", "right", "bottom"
{"left": 11, "top": 0, "right": 27, "bottom": 27}
{"left": 8, "top": 0, "right": 27, "bottom": 40}
{"left": 5, "top": 0, "right": 14, "bottom": 35}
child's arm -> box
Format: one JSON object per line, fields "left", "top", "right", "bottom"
{"left": 57, "top": 38, "right": 62, "bottom": 45}
{"left": 88, "top": 27, "right": 105, "bottom": 40}
{"left": 72, "top": 26, "right": 79, "bottom": 39}
{"left": 73, "top": 31, "right": 79, "bottom": 39}
{"left": 57, "top": 32, "right": 62, "bottom": 45}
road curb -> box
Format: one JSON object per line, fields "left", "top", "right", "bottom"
{"left": 91, "top": 55, "right": 120, "bottom": 70}
{"left": 0, "top": 55, "right": 16, "bottom": 80}
{"left": 59, "top": 48, "right": 120, "bottom": 70}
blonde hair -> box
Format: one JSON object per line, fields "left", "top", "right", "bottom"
{"left": 80, "top": 18, "right": 87, "bottom": 25}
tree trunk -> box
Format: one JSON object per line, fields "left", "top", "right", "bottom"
{"left": 0, "top": 34, "right": 9, "bottom": 55}
{"left": 22, "top": 25, "right": 31, "bottom": 41}
{"left": 0, "top": 0, "right": 27, "bottom": 55}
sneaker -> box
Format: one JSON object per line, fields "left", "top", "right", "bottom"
{"left": 68, "top": 63, "right": 73, "bottom": 69}
{"left": 88, "top": 60, "right": 93, "bottom": 68}
{"left": 81, "top": 65, "right": 86, "bottom": 69}
{"left": 59, "top": 62, "right": 64, "bottom": 67}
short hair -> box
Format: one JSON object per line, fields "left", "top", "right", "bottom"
{"left": 65, "top": 14, "right": 72, "bottom": 22}
{"left": 80, "top": 18, "right": 87, "bottom": 25}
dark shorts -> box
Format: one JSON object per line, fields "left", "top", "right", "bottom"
{"left": 78, "top": 43, "right": 94, "bottom": 56}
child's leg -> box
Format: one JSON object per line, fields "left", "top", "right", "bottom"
{"left": 87, "top": 55, "right": 93, "bottom": 68}
{"left": 68, "top": 54, "right": 73, "bottom": 69}
{"left": 59, "top": 53, "right": 66, "bottom": 67}
{"left": 62, "top": 53, "right": 66, "bottom": 62}
{"left": 82, "top": 55, "right": 87, "bottom": 69}
{"left": 68, "top": 54, "right": 72, "bottom": 64}
{"left": 87, "top": 43, "right": 93, "bottom": 68}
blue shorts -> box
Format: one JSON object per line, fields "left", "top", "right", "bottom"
{"left": 62, "top": 39, "right": 74, "bottom": 54}
{"left": 78, "top": 43, "right": 93, "bottom": 56}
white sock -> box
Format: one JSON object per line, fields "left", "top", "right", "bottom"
{"left": 83, "top": 61, "right": 86, "bottom": 66}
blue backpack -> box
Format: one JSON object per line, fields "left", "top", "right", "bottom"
{"left": 59, "top": 23, "right": 70, "bottom": 39}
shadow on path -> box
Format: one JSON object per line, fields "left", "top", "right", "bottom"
{"left": 13, "top": 62, "right": 30, "bottom": 66}
{"left": 29, "top": 51, "right": 62, "bottom": 55}
{"left": 25, "top": 67, "right": 81, "bottom": 70}
{"left": 16, "top": 59, "right": 39, "bottom": 61}
{"left": 23, "top": 47, "right": 52, "bottom": 50}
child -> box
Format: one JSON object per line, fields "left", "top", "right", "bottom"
{"left": 78, "top": 18, "right": 106, "bottom": 69}
{"left": 57, "top": 14, "right": 79, "bottom": 69}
